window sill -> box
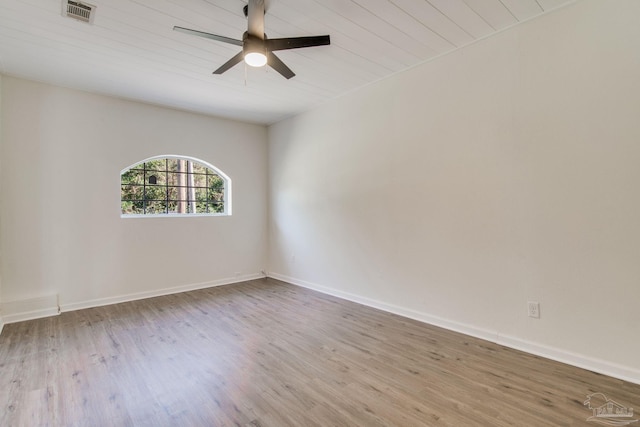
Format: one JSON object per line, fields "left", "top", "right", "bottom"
{"left": 121, "top": 213, "right": 231, "bottom": 219}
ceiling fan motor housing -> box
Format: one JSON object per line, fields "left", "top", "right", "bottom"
{"left": 242, "top": 32, "right": 268, "bottom": 67}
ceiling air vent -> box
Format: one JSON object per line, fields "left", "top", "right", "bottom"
{"left": 62, "top": 0, "right": 96, "bottom": 24}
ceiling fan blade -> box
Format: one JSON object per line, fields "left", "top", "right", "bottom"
{"left": 268, "top": 52, "right": 295, "bottom": 79}
{"left": 247, "top": 0, "right": 265, "bottom": 39}
{"left": 267, "top": 35, "right": 330, "bottom": 52}
{"left": 174, "top": 26, "right": 243, "bottom": 47}
{"left": 213, "top": 51, "right": 245, "bottom": 75}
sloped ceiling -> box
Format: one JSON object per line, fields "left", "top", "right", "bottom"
{"left": 0, "top": 0, "right": 575, "bottom": 124}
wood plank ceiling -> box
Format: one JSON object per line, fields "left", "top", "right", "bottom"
{"left": 0, "top": 0, "right": 575, "bottom": 124}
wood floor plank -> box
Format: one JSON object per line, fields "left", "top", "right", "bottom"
{"left": 1, "top": 278, "right": 638, "bottom": 426}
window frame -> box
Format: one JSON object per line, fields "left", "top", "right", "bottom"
{"left": 120, "top": 154, "right": 232, "bottom": 218}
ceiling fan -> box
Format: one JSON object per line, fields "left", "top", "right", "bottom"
{"left": 174, "top": 0, "right": 330, "bottom": 79}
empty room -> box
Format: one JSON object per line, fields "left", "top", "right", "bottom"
{"left": 1, "top": 0, "right": 639, "bottom": 425}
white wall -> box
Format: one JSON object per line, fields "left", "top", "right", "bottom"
{"left": 268, "top": 0, "right": 640, "bottom": 382}
{"left": 0, "top": 76, "right": 268, "bottom": 319}
{"left": 0, "top": 73, "right": 3, "bottom": 334}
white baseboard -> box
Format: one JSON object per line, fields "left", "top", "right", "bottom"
{"left": 268, "top": 272, "right": 640, "bottom": 386}
{"left": 60, "top": 273, "right": 265, "bottom": 313}
{"left": 1, "top": 294, "right": 60, "bottom": 324}
{"left": 495, "top": 333, "right": 640, "bottom": 386}
{"left": 0, "top": 315, "right": 4, "bottom": 336}
{"left": 1, "top": 273, "right": 266, "bottom": 325}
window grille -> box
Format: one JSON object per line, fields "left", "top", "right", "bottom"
{"left": 121, "top": 156, "right": 230, "bottom": 216}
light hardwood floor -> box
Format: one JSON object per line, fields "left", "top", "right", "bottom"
{"left": 1, "top": 278, "right": 638, "bottom": 426}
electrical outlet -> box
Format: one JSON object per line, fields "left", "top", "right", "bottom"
{"left": 527, "top": 301, "right": 540, "bottom": 318}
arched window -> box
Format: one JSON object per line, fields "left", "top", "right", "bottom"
{"left": 120, "top": 155, "right": 231, "bottom": 217}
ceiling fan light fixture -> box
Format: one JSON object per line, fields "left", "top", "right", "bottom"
{"left": 244, "top": 51, "right": 267, "bottom": 67}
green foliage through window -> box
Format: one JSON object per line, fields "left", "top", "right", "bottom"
{"left": 121, "top": 157, "right": 229, "bottom": 216}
